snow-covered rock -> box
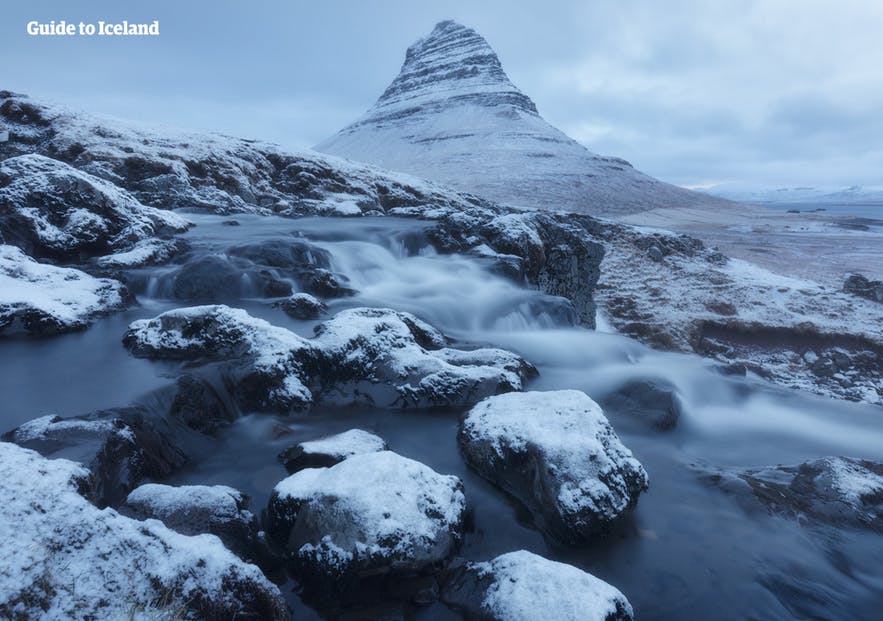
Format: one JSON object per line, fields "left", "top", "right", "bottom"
{"left": 123, "top": 305, "right": 536, "bottom": 413}
{"left": 316, "top": 20, "right": 725, "bottom": 216}
{"left": 594, "top": 223, "right": 883, "bottom": 405}
{"left": 0, "top": 244, "right": 128, "bottom": 335}
{"left": 442, "top": 550, "right": 634, "bottom": 621}
{"left": 125, "top": 483, "right": 259, "bottom": 559}
{"left": 0, "top": 154, "right": 189, "bottom": 261}
{"left": 277, "top": 292, "right": 328, "bottom": 319}
{"left": 704, "top": 456, "right": 883, "bottom": 531}
{"left": 459, "top": 390, "right": 648, "bottom": 542}
{"left": 3, "top": 407, "right": 187, "bottom": 506}
{"left": 267, "top": 450, "right": 465, "bottom": 597}
{"left": 0, "top": 442, "right": 288, "bottom": 620}
{"left": 278, "top": 429, "right": 388, "bottom": 472}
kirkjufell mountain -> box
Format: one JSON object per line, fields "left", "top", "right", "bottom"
{"left": 317, "top": 20, "right": 727, "bottom": 215}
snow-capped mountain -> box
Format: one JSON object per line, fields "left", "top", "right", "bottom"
{"left": 316, "top": 20, "right": 726, "bottom": 216}
{"left": 706, "top": 183, "right": 883, "bottom": 205}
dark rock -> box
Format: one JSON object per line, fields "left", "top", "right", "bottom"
{"left": 843, "top": 274, "right": 883, "bottom": 303}
{"left": 458, "top": 391, "right": 648, "bottom": 542}
{"left": 168, "top": 374, "right": 236, "bottom": 433}
{"left": 703, "top": 456, "right": 883, "bottom": 531}
{"left": 278, "top": 429, "right": 387, "bottom": 472}
{"left": 277, "top": 292, "right": 328, "bottom": 320}
{"left": 169, "top": 255, "right": 292, "bottom": 301}
{"left": 3, "top": 406, "right": 187, "bottom": 506}
{"left": 124, "top": 483, "right": 260, "bottom": 559}
{"left": 600, "top": 379, "right": 683, "bottom": 430}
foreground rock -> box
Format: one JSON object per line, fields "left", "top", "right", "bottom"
{"left": 124, "top": 305, "right": 536, "bottom": 413}
{"left": 278, "top": 428, "right": 387, "bottom": 472}
{"left": 0, "top": 442, "right": 288, "bottom": 620}
{"left": 0, "top": 154, "right": 189, "bottom": 262}
{"left": 704, "top": 456, "right": 883, "bottom": 531}
{"left": 599, "top": 378, "right": 683, "bottom": 430}
{"left": 3, "top": 407, "right": 187, "bottom": 506}
{"left": 125, "top": 483, "right": 259, "bottom": 559}
{"left": 277, "top": 292, "right": 328, "bottom": 319}
{"left": 442, "top": 550, "right": 634, "bottom": 621}
{"left": 0, "top": 244, "right": 128, "bottom": 335}
{"left": 459, "top": 391, "right": 648, "bottom": 542}
{"left": 267, "top": 450, "right": 465, "bottom": 602}
{"left": 843, "top": 273, "right": 883, "bottom": 303}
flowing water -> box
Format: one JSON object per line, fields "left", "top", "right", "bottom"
{"left": 2, "top": 213, "right": 882, "bottom": 620}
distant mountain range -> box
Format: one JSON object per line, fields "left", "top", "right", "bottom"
{"left": 317, "top": 20, "right": 727, "bottom": 216}
{"left": 704, "top": 184, "right": 883, "bottom": 205}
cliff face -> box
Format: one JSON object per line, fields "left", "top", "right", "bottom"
{"left": 317, "top": 20, "right": 727, "bottom": 216}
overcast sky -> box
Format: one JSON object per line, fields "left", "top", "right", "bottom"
{"left": 3, "top": 0, "right": 881, "bottom": 189}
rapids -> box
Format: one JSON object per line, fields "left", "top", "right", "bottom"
{"left": 2, "top": 212, "right": 881, "bottom": 620}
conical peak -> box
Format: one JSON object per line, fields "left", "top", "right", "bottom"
{"left": 372, "top": 20, "right": 538, "bottom": 115}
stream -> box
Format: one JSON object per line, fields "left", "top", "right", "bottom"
{"left": 2, "top": 212, "right": 882, "bottom": 620}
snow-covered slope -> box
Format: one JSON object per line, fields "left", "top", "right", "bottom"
{"left": 316, "top": 20, "right": 726, "bottom": 216}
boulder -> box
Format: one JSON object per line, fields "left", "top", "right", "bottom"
{"left": 267, "top": 451, "right": 465, "bottom": 601}
{"left": 123, "top": 305, "right": 536, "bottom": 413}
{"left": 277, "top": 292, "right": 327, "bottom": 320}
{"left": 843, "top": 273, "right": 883, "bottom": 303}
{"left": 124, "top": 483, "right": 259, "bottom": 559}
{"left": 704, "top": 456, "right": 883, "bottom": 530}
{"left": 0, "top": 244, "right": 128, "bottom": 335}
{"left": 0, "top": 154, "right": 189, "bottom": 262}
{"left": 442, "top": 550, "right": 634, "bottom": 621}
{"left": 600, "top": 379, "right": 683, "bottom": 430}
{"left": 0, "top": 442, "right": 288, "bottom": 620}
{"left": 3, "top": 407, "right": 187, "bottom": 506}
{"left": 458, "top": 390, "right": 648, "bottom": 542}
{"left": 167, "top": 373, "right": 237, "bottom": 433}
{"left": 278, "top": 428, "right": 388, "bottom": 472}
{"left": 168, "top": 255, "right": 293, "bottom": 302}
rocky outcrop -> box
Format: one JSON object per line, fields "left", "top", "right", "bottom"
{"left": 843, "top": 273, "right": 883, "bottom": 303}
{"left": 267, "top": 450, "right": 465, "bottom": 602}
{"left": 0, "top": 244, "right": 129, "bottom": 335}
{"left": 124, "top": 483, "right": 259, "bottom": 559}
{"left": 0, "top": 154, "right": 189, "bottom": 262}
{"left": 459, "top": 390, "right": 648, "bottom": 542}
{"left": 278, "top": 428, "right": 387, "bottom": 472}
{"left": 3, "top": 407, "right": 187, "bottom": 506}
{"left": 594, "top": 223, "right": 883, "bottom": 405}
{"left": 0, "top": 442, "right": 288, "bottom": 620}
{"left": 703, "top": 456, "right": 883, "bottom": 531}
{"left": 123, "top": 305, "right": 536, "bottom": 413}
{"left": 442, "top": 550, "right": 634, "bottom": 621}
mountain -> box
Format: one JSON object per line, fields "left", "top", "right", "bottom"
{"left": 316, "top": 20, "right": 726, "bottom": 216}
{"left": 706, "top": 183, "right": 883, "bottom": 205}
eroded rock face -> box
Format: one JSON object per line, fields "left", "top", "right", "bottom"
{"left": 123, "top": 305, "right": 536, "bottom": 413}
{"left": 124, "top": 483, "right": 259, "bottom": 559}
{"left": 0, "top": 442, "right": 288, "bottom": 621}
{"left": 3, "top": 408, "right": 187, "bottom": 506}
{"left": 267, "top": 450, "right": 465, "bottom": 602}
{"left": 278, "top": 428, "right": 388, "bottom": 472}
{"left": 0, "top": 244, "right": 129, "bottom": 336}
{"left": 459, "top": 391, "right": 648, "bottom": 542}
{"left": 703, "top": 456, "right": 883, "bottom": 531}
{"left": 442, "top": 550, "right": 634, "bottom": 621}
{"left": 0, "top": 154, "right": 189, "bottom": 262}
